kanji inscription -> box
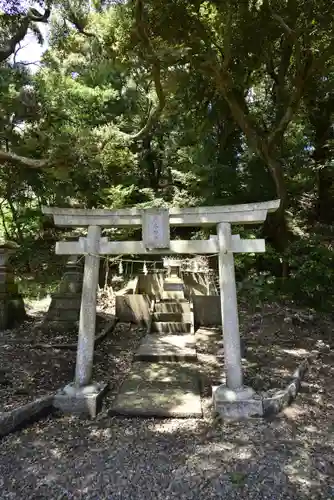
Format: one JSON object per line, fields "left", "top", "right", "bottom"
{"left": 142, "top": 208, "right": 170, "bottom": 249}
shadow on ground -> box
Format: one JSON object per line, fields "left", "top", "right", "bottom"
{"left": 0, "top": 302, "right": 333, "bottom": 499}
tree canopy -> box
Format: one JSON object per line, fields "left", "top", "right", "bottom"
{"left": 0, "top": 0, "right": 333, "bottom": 309}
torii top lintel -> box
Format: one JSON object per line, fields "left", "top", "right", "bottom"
{"left": 42, "top": 200, "right": 280, "bottom": 227}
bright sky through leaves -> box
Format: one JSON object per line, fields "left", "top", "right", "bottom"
{"left": 1, "top": 1, "right": 49, "bottom": 67}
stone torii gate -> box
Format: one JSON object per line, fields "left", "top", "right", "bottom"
{"left": 43, "top": 200, "right": 279, "bottom": 418}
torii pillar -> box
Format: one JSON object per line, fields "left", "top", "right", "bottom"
{"left": 213, "top": 224, "right": 264, "bottom": 418}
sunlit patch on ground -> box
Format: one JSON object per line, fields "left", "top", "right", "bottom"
{"left": 0, "top": 300, "right": 333, "bottom": 498}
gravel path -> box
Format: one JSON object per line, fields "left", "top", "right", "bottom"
{"left": 0, "top": 303, "right": 333, "bottom": 499}
{"left": 0, "top": 408, "right": 333, "bottom": 499}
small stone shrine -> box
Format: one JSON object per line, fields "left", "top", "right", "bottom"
{"left": 162, "top": 258, "right": 185, "bottom": 300}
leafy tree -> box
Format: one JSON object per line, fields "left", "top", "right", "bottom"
{"left": 127, "top": 0, "right": 334, "bottom": 250}
{"left": 0, "top": 0, "right": 332, "bottom": 308}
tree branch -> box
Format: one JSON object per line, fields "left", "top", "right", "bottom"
{"left": 268, "top": 52, "right": 314, "bottom": 149}
{"left": 0, "top": 16, "right": 30, "bottom": 62}
{"left": 64, "top": 4, "right": 96, "bottom": 38}
{"left": 271, "top": 12, "right": 295, "bottom": 37}
{"left": 0, "top": 7, "right": 50, "bottom": 63}
{"left": 214, "top": 72, "right": 265, "bottom": 154}
{"left": 0, "top": 150, "right": 48, "bottom": 169}
{"left": 111, "top": 0, "right": 166, "bottom": 143}
{"left": 222, "top": 4, "right": 232, "bottom": 71}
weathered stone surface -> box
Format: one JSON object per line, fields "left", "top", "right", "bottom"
{"left": 58, "top": 271, "right": 82, "bottom": 294}
{"left": 135, "top": 333, "right": 197, "bottom": 362}
{"left": 217, "top": 222, "right": 243, "bottom": 390}
{"left": 142, "top": 208, "right": 170, "bottom": 249}
{"left": 162, "top": 277, "right": 185, "bottom": 300}
{"left": 46, "top": 309, "right": 80, "bottom": 322}
{"left": 0, "top": 394, "right": 54, "bottom": 437}
{"left": 48, "top": 294, "right": 82, "bottom": 310}
{"left": 151, "top": 321, "right": 191, "bottom": 334}
{"left": 75, "top": 225, "right": 101, "bottom": 387}
{"left": 115, "top": 295, "right": 151, "bottom": 324}
{"left": 0, "top": 248, "right": 26, "bottom": 330}
{"left": 163, "top": 280, "right": 184, "bottom": 292}
{"left": 183, "top": 272, "right": 209, "bottom": 297}
{"left": 262, "top": 391, "right": 287, "bottom": 417}
{"left": 45, "top": 255, "right": 83, "bottom": 326}
{"left": 43, "top": 200, "right": 280, "bottom": 227}
{"left": 136, "top": 273, "right": 164, "bottom": 297}
{"left": 0, "top": 295, "right": 26, "bottom": 330}
{"left": 193, "top": 295, "right": 221, "bottom": 326}
{"left": 262, "top": 360, "right": 309, "bottom": 417}
{"left": 53, "top": 382, "right": 108, "bottom": 418}
{"left": 152, "top": 312, "right": 191, "bottom": 323}
{"left": 215, "top": 398, "right": 264, "bottom": 418}
{"left": 154, "top": 300, "right": 190, "bottom": 314}
{"left": 213, "top": 359, "right": 309, "bottom": 419}
{"left": 110, "top": 362, "right": 202, "bottom": 418}
{"left": 46, "top": 292, "right": 82, "bottom": 323}
{"left": 213, "top": 385, "right": 263, "bottom": 418}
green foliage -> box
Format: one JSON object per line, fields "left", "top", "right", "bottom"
{"left": 0, "top": 0, "right": 332, "bottom": 310}
{"left": 237, "top": 236, "right": 334, "bottom": 312}
{"left": 284, "top": 238, "right": 334, "bottom": 311}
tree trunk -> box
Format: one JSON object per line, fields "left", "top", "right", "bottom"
{"left": 0, "top": 205, "right": 11, "bottom": 240}
{"left": 317, "top": 167, "right": 334, "bottom": 223}
{"left": 312, "top": 130, "right": 334, "bottom": 223}
{"left": 6, "top": 196, "right": 24, "bottom": 244}
{"left": 262, "top": 156, "right": 290, "bottom": 277}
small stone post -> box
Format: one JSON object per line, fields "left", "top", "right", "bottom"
{"left": 217, "top": 222, "right": 243, "bottom": 389}
{"left": 75, "top": 225, "right": 101, "bottom": 387}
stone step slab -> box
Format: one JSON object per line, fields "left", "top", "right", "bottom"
{"left": 158, "top": 298, "right": 189, "bottom": 302}
{"left": 134, "top": 333, "right": 197, "bottom": 362}
{"left": 151, "top": 321, "right": 191, "bottom": 334}
{"left": 162, "top": 291, "right": 185, "bottom": 300}
{"left": 109, "top": 362, "right": 202, "bottom": 418}
{"left": 154, "top": 301, "right": 191, "bottom": 313}
{"left": 152, "top": 312, "right": 192, "bottom": 323}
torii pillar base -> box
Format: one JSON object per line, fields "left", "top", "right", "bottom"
{"left": 213, "top": 385, "right": 263, "bottom": 419}
{"left": 53, "top": 382, "right": 108, "bottom": 419}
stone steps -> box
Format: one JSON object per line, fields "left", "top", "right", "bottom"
{"left": 152, "top": 312, "right": 191, "bottom": 323}
{"left": 134, "top": 333, "right": 197, "bottom": 362}
{"left": 110, "top": 298, "right": 202, "bottom": 418}
{"left": 151, "top": 321, "right": 191, "bottom": 334}
{"left": 154, "top": 300, "right": 191, "bottom": 313}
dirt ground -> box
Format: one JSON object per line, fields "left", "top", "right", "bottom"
{"left": 0, "top": 300, "right": 333, "bottom": 499}
{"left": 0, "top": 297, "right": 141, "bottom": 412}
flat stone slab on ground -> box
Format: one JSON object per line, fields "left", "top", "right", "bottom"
{"left": 110, "top": 362, "right": 202, "bottom": 418}
{"left": 135, "top": 333, "right": 197, "bottom": 361}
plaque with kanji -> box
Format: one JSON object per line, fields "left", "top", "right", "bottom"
{"left": 142, "top": 208, "right": 170, "bottom": 249}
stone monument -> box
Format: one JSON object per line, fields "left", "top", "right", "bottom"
{"left": 0, "top": 243, "right": 26, "bottom": 330}
{"left": 45, "top": 254, "right": 83, "bottom": 327}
